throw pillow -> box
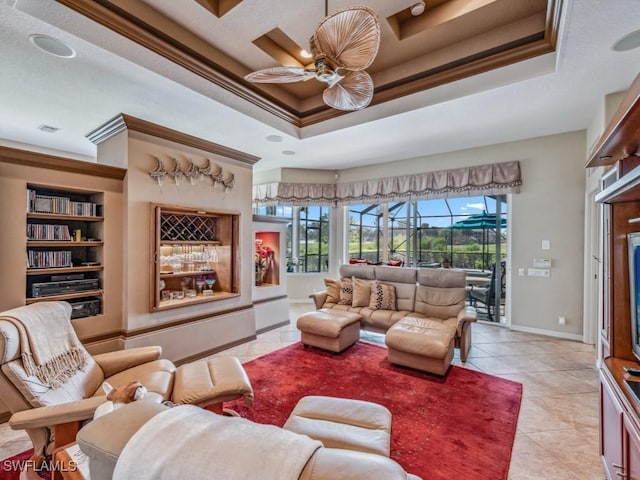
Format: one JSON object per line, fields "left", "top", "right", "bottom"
{"left": 324, "top": 278, "right": 340, "bottom": 304}
{"left": 352, "top": 277, "right": 373, "bottom": 307}
{"left": 369, "top": 281, "right": 397, "bottom": 310}
{"left": 338, "top": 277, "right": 353, "bottom": 305}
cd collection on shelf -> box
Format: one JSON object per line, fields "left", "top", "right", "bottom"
{"left": 27, "top": 250, "right": 72, "bottom": 269}
{"left": 27, "top": 224, "right": 72, "bottom": 241}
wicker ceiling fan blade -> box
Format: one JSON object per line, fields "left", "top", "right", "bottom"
{"left": 313, "top": 6, "right": 380, "bottom": 71}
{"left": 323, "top": 70, "right": 374, "bottom": 111}
{"left": 244, "top": 67, "right": 314, "bottom": 83}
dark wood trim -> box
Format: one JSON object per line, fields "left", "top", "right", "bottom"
{"left": 0, "top": 146, "right": 126, "bottom": 180}
{"left": 87, "top": 114, "right": 260, "bottom": 165}
{"left": 56, "top": 0, "right": 300, "bottom": 126}
{"left": 587, "top": 72, "right": 640, "bottom": 168}
{"left": 80, "top": 304, "right": 255, "bottom": 344}
{"left": 174, "top": 334, "right": 257, "bottom": 366}
{"left": 56, "top": 0, "right": 562, "bottom": 129}
{"left": 80, "top": 330, "right": 123, "bottom": 345}
{"left": 123, "top": 303, "right": 254, "bottom": 338}
{"left": 252, "top": 294, "right": 289, "bottom": 306}
{"left": 0, "top": 411, "right": 11, "bottom": 424}
{"left": 256, "top": 320, "right": 290, "bottom": 335}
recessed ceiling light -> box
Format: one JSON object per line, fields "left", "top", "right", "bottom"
{"left": 29, "top": 34, "right": 76, "bottom": 58}
{"left": 612, "top": 29, "right": 640, "bottom": 52}
{"left": 266, "top": 134, "right": 283, "bottom": 142}
{"left": 38, "top": 124, "right": 60, "bottom": 133}
{"left": 410, "top": 2, "right": 426, "bottom": 16}
{"left": 300, "top": 49, "right": 312, "bottom": 59}
{"left": 282, "top": 150, "right": 296, "bottom": 155}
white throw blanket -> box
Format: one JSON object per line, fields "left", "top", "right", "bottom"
{"left": 1, "top": 302, "right": 87, "bottom": 388}
{"left": 113, "top": 405, "right": 323, "bottom": 480}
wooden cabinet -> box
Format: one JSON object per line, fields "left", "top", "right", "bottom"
{"left": 26, "top": 185, "right": 104, "bottom": 319}
{"left": 150, "top": 204, "right": 240, "bottom": 311}
{"left": 593, "top": 71, "right": 640, "bottom": 478}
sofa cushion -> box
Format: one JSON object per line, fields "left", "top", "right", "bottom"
{"left": 369, "top": 282, "right": 396, "bottom": 311}
{"left": 339, "top": 264, "right": 376, "bottom": 280}
{"left": 417, "top": 269, "right": 465, "bottom": 288}
{"left": 374, "top": 267, "right": 417, "bottom": 311}
{"left": 338, "top": 278, "right": 353, "bottom": 305}
{"left": 352, "top": 277, "right": 373, "bottom": 307}
{"left": 414, "top": 285, "right": 466, "bottom": 320}
{"left": 324, "top": 278, "right": 341, "bottom": 304}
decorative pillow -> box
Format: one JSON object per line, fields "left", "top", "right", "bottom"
{"left": 352, "top": 277, "right": 373, "bottom": 307}
{"left": 323, "top": 278, "right": 341, "bottom": 304}
{"left": 338, "top": 277, "right": 353, "bottom": 305}
{"left": 369, "top": 281, "right": 397, "bottom": 311}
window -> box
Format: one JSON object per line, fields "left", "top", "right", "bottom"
{"left": 253, "top": 205, "right": 330, "bottom": 273}
{"left": 348, "top": 196, "right": 507, "bottom": 270}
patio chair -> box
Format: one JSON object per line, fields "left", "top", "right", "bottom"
{"left": 468, "top": 261, "right": 506, "bottom": 320}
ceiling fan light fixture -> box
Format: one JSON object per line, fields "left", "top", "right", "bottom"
{"left": 410, "top": 2, "right": 426, "bottom": 16}
{"left": 612, "top": 29, "right": 640, "bottom": 52}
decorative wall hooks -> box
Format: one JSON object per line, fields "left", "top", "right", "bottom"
{"left": 168, "top": 158, "right": 183, "bottom": 185}
{"left": 149, "top": 156, "right": 235, "bottom": 191}
{"left": 149, "top": 156, "right": 167, "bottom": 186}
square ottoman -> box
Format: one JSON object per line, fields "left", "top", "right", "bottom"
{"left": 296, "top": 308, "right": 362, "bottom": 353}
{"left": 385, "top": 317, "right": 456, "bottom": 376}
{"left": 284, "top": 395, "right": 392, "bottom": 457}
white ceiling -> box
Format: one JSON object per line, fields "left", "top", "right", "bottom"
{"left": 1, "top": 0, "right": 640, "bottom": 172}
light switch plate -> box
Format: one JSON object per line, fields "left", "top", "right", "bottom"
{"left": 528, "top": 268, "right": 550, "bottom": 277}
{"left": 542, "top": 240, "right": 550, "bottom": 250}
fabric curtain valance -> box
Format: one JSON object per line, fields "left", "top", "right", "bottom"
{"left": 253, "top": 160, "right": 521, "bottom": 206}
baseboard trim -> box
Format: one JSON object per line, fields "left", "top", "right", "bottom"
{"left": 256, "top": 320, "right": 290, "bottom": 335}
{"left": 173, "top": 334, "right": 257, "bottom": 366}
{"left": 288, "top": 299, "right": 314, "bottom": 305}
{"left": 510, "top": 324, "right": 584, "bottom": 342}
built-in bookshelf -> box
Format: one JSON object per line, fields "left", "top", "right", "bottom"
{"left": 150, "top": 203, "right": 240, "bottom": 311}
{"left": 26, "top": 184, "right": 104, "bottom": 319}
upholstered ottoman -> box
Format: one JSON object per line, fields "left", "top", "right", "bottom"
{"left": 283, "top": 395, "right": 392, "bottom": 457}
{"left": 297, "top": 308, "right": 362, "bottom": 353}
{"left": 172, "top": 356, "right": 254, "bottom": 414}
{"left": 385, "top": 317, "right": 456, "bottom": 376}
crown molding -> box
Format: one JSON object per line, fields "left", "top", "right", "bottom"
{"left": 0, "top": 145, "right": 126, "bottom": 179}
{"left": 87, "top": 113, "right": 260, "bottom": 165}
{"left": 57, "top": 0, "right": 563, "bottom": 129}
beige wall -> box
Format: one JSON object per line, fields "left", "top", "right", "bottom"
{"left": 286, "top": 131, "right": 587, "bottom": 338}
{"left": 97, "top": 131, "right": 257, "bottom": 361}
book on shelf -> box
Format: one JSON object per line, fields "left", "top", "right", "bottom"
{"left": 27, "top": 189, "right": 102, "bottom": 217}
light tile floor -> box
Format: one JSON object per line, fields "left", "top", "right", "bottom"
{"left": 0, "top": 302, "right": 605, "bottom": 479}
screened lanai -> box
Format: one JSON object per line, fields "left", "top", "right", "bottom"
{"left": 348, "top": 195, "right": 507, "bottom": 272}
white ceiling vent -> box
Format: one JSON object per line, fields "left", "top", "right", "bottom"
{"left": 38, "top": 124, "right": 60, "bottom": 133}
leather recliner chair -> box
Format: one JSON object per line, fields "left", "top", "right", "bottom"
{"left": 0, "top": 301, "right": 177, "bottom": 460}
{"left": 77, "top": 400, "right": 423, "bottom": 480}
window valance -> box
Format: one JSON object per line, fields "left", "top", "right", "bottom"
{"left": 253, "top": 160, "right": 521, "bottom": 206}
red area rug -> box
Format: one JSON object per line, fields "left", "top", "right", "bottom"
{"left": 228, "top": 341, "right": 522, "bottom": 480}
{"left": 1, "top": 341, "right": 522, "bottom": 480}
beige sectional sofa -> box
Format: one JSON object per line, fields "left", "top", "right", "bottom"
{"left": 309, "top": 265, "right": 477, "bottom": 362}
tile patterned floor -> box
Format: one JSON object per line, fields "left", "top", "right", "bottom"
{"left": 0, "top": 302, "right": 605, "bottom": 479}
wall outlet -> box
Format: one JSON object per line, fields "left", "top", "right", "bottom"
{"left": 558, "top": 316, "right": 566, "bottom": 325}
{"left": 542, "top": 240, "right": 550, "bottom": 250}
{"left": 518, "top": 268, "right": 525, "bottom": 277}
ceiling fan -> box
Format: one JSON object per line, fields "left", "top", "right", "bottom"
{"left": 244, "top": 5, "right": 380, "bottom": 111}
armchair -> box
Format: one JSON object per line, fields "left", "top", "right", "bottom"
{"left": 0, "top": 301, "right": 175, "bottom": 462}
